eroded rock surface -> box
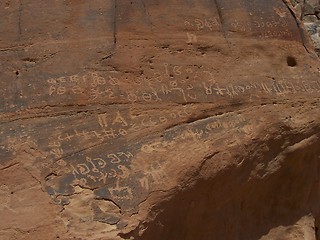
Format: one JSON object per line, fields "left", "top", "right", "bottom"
{"left": 288, "top": 0, "right": 320, "bottom": 54}
{"left": 1, "top": 0, "right": 320, "bottom": 239}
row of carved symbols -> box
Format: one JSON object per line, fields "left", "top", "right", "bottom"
{"left": 203, "top": 80, "right": 320, "bottom": 97}
{"left": 184, "top": 18, "right": 219, "bottom": 31}
{"left": 69, "top": 152, "right": 133, "bottom": 183}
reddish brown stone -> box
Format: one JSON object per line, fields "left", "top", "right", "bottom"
{"left": 1, "top": 0, "right": 320, "bottom": 239}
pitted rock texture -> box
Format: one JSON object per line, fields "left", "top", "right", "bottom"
{"left": 1, "top": 0, "right": 320, "bottom": 239}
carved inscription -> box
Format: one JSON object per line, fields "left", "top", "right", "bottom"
{"left": 184, "top": 18, "right": 220, "bottom": 31}
{"left": 45, "top": 113, "right": 252, "bottom": 206}
{"left": 169, "top": 113, "right": 250, "bottom": 142}
{"left": 108, "top": 180, "right": 133, "bottom": 200}
{"left": 229, "top": 18, "right": 293, "bottom": 38}
{"left": 202, "top": 80, "right": 320, "bottom": 97}
{"left": 47, "top": 73, "right": 120, "bottom": 101}
{"left": 42, "top": 105, "right": 197, "bottom": 161}
{"left": 44, "top": 144, "right": 136, "bottom": 204}
{"left": 45, "top": 66, "right": 320, "bottom": 106}
{"left": 54, "top": 151, "right": 134, "bottom": 184}
{"left": 2, "top": 0, "right": 320, "bottom": 226}
{"left": 216, "top": 0, "right": 301, "bottom": 40}
{"left": 186, "top": 32, "right": 197, "bottom": 44}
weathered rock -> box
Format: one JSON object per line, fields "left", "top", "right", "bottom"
{"left": 289, "top": 0, "right": 320, "bottom": 54}
{"left": 0, "top": 0, "right": 320, "bottom": 239}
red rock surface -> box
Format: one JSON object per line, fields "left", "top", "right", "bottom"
{"left": 1, "top": 0, "right": 320, "bottom": 239}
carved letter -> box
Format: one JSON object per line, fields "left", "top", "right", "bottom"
{"left": 113, "top": 111, "right": 128, "bottom": 126}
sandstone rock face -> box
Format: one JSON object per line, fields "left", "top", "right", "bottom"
{"left": 1, "top": 0, "right": 320, "bottom": 239}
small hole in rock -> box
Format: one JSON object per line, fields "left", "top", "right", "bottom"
{"left": 287, "top": 56, "right": 297, "bottom": 67}
{"left": 15, "top": 71, "right": 20, "bottom": 76}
